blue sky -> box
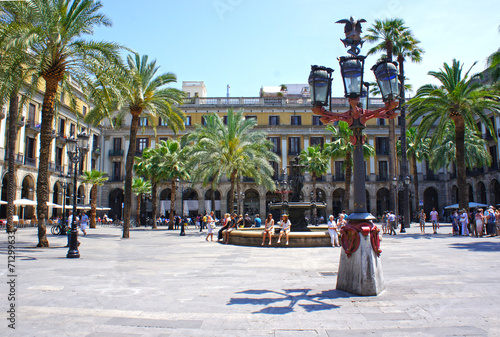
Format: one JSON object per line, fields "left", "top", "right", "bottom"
{"left": 92, "top": 0, "right": 500, "bottom": 98}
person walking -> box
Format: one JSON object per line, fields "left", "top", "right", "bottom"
{"left": 381, "top": 211, "right": 388, "bottom": 234}
{"left": 485, "top": 206, "right": 496, "bottom": 236}
{"left": 451, "top": 210, "right": 460, "bottom": 235}
{"left": 388, "top": 211, "right": 397, "bottom": 235}
{"left": 419, "top": 209, "right": 426, "bottom": 234}
{"left": 261, "top": 213, "right": 274, "bottom": 246}
{"left": 206, "top": 211, "right": 216, "bottom": 241}
{"left": 474, "top": 208, "right": 485, "bottom": 237}
{"left": 460, "top": 209, "right": 469, "bottom": 236}
{"left": 79, "top": 211, "right": 89, "bottom": 236}
{"left": 327, "top": 215, "right": 339, "bottom": 247}
{"left": 430, "top": 207, "right": 439, "bottom": 234}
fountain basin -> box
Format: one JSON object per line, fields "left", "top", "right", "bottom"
{"left": 223, "top": 226, "right": 332, "bottom": 247}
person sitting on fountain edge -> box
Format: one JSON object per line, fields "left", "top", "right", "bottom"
{"left": 277, "top": 214, "right": 292, "bottom": 246}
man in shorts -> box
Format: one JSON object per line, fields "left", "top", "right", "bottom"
{"left": 430, "top": 207, "right": 439, "bottom": 234}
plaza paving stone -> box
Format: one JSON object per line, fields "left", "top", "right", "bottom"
{"left": 1, "top": 223, "right": 499, "bottom": 336}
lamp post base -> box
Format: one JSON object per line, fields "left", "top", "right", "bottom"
{"left": 66, "top": 229, "right": 80, "bottom": 259}
{"left": 336, "top": 220, "right": 385, "bottom": 296}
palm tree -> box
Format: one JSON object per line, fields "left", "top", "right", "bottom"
{"left": 0, "top": 1, "right": 42, "bottom": 233}
{"left": 398, "top": 127, "right": 430, "bottom": 213}
{"left": 153, "top": 140, "right": 190, "bottom": 229}
{"left": 81, "top": 170, "right": 108, "bottom": 228}
{"left": 365, "top": 18, "right": 424, "bottom": 217}
{"left": 186, "top": 109, "right": 278, "bottom": 214}
{"left": 429, "top": 122, "right": 491, "bottom": 172}
{"left": 299, "top": 145, "right": 329, "bottom": 224}
{"left": 85, "top": 54, "right": 185, "bottom": 238}
{"left": 324, "top": 122, "right": 375, "bottom": 211}
{"left": 131, "top": 177, "right": 151, "bottom": 226}
{"left": 407, "top": 59, "right": 500, "bottom": 210}
{"left": 2, "top": 0, "right": 123, "bottom": 247}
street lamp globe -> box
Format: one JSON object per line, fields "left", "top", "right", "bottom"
{"left": 66, "top": 137, "right": 77, "bottom": 156}
{"left": 372, "top": 60, "right": 399, "bottom": 102}
{"left": 308, "top": 65, "right": 333, "bottom": 107}
{"left": 339, "top": 56, "right": 365, "bottom": 98}
{"left": 77, "top": 132, "right": 90, "bottom": 153}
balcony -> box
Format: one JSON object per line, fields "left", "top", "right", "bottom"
{"left": 288, "top": 149, "right": 301, "bottom": 156}
{"left": 108, "top": 149, "right": 124, "bottom": 157}
{"left": 377, "top": 175, "right": 389, "bottom": 181}
{"left": 24, "top": 157, "right": 36, "bottom": 167}
{"left": 16, "top": 116, "right": 25, "bottom": 127}
{"left": 332, "top": 175, "right": 345, "bottom": 182}
{"left": 109, "top": 175, "right": 125, "bottom": 182}
{"left": 56, "top": 132, "right": 67, "bottom": 143}
{"left": 25, "top": 120, "right": 41, "bottom": 133}
{"left": 92, "top": 147, "right": 101, "bottom": 156}
{"left": 4, "top": 152, "right": 24, "bottom": 165}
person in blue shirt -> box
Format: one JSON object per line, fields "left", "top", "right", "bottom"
{"left": 254, "top": 214, "right": 261, "bottom": 228}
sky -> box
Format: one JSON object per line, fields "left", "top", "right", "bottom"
{"left": 91, "top": 0, "right": 500, "bottom": 98}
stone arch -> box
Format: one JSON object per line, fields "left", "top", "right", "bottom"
{"left": 108, "top": 188, "right": 124, "bottom": 220}
{"left": 77, "top": 185, "right": 85, "bottom": 205}
{"left": 204, "top": 189, "right": 221, "bottom": 218}
{"left": 476, "top": 181, "right": 487, "bottom": 204}
{"left": 423, "top": 187, "right": 439, "bottom": 215}
{"left": 332, "top": 188, "right": 345, "bottom": 217}
{"left": 21, "top": 175, "right": 35, "bottom": 219}
{"left": 451, "top": 185, "right": 458, "bottom": 205}
{"left": 376, "top": 187, "right": 390, "bottom": 216}
{"left": 490, "top": 179, "right": 500, "bottom": 206}
{"left": 243, "top": 188, "right": 260, "bottom": 218}
{"left": 181, "top": 188, "right": 198, "bottom": 217}
{"left": 467, "top": 184, "right": 474, "bottom": 202}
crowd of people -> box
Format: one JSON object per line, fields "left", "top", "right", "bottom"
{"left": 451, "top": 206, "right": 500, "bottom": 237}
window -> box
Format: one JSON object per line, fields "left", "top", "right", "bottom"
{"left": 377, "top": 119, "right": 385, "bottom": 126}
{"left": 378, "top": 161, "right": 388, "bottom": 180}
{"left": 70, "top": 124, "right": 75, "bottom": 137}
{"left": 82, "top": 105, "right": 87, "bottom": 116}
{"left": 93, "top": 135, "right": 99, "bottom": 149}
{"left": 291, "top": 116, "right": 301, "bottom": 126}
{"left": 245, "top": 115, "right": 257, "bottom": 122}
{"left": 58, "top": 118, "right": 65, "bottom": 135}
{"left": 223, "top": 116, "right": 228, "bottom": 125}
{"left": 335, "top": 161, "right": 345, "bottom": 180}
{"left": 113, "top": 162, "right": 121, "bottom": 180}
{"left": 184, "top": 116, "right": 191, "bottom": 126}
{"left": 288, "top": 137, "right": 300, "bottom": 155}
{"left": 269, "top": 116, "right": 280, "bottom": 126}
{"left": 113, "top": 138, "right": 122, "bottom": 151}
{"left": 55, "top": 147, "right": 63, "bottom": 167}
{"left": 139, "top": 117, "right": 148, "bottom": 127}
{"left": 268, "top": 137, "right": 281, "bottom": 154}
{"left": 376, "top": 137, "right": 389, "bottom": 155}
{"left": 201, "top": 116, "right": 207, "bottom": 125}
{"left": 159, "top": 137, "right": 169, "bottom": 143}
{"left": 312, "top": 116, "right": 323, "bottom": 126}
{"left": 91, "top": 158, "right": 96, "bottom": 170}
{"left": 397, "top": 116, "right": 402, "bottom": 125}
{"left": 25, "top": 137, "right": 35, "bottom": 160}
{"left": 310, "top": 137, "right": 324, "bottom": 148}
{"left": 28, "top": 103, "right": 36, "bottom": 123}
{"left": 136, "top": 138, "right": 149, "bottom": 153}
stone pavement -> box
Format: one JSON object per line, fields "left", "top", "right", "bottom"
{"left": 1, "top": 222, "right": 499, "bottom": 337}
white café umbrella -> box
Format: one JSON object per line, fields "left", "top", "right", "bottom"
{"left": 67, "top": 205, "right": 91, "bottom": 210}
{"left": 13, "top": 198, "right": 37, "bottom": 206}
{"left": 46, "top": 201, "right": 63, "bottom": 209}
{"left": 0, "top": 200, "right": 7, "bottom": 205}
{"left": 444, "top": 202, "right": 488, "bottom": 209}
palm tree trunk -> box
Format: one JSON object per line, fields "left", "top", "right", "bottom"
{"left": 123, "top": 112, "right": 141, "bottom": 238}
{"left": 151, "top": 181, "right": 157, "bottom": 229}
{"left": 412, "top": 155, "right": 420, "bottom": 214}
{"left": 343, "top": 151, "right": 352, "bottom": 211}
{"left": 90, "top": 185, "right": 97, "bottom": 228}
{"left": 453, "top": 117, "right": 468, "bottom": 210}
{"left": 6, "top": 90, "right": 19, "bottom": 233}
{"left": 37, "top": 77, "right": 61, "bottom": 247}
{"left": 169, "top": 179, "right": 176, "bottom": 230}
{"left": 237, "top": 176, "right": 242, "bottom": 215}
{"left": 136, "top": 193, "right": 142, "bottom": 226}
{"left": 312, "top": 175, "right": 317, "bottom": 224}
{"left": 228, "top": 170, "right": 236, "bottom": 214}
{"left": 388, "top": 118, "right": 396, "bottom": 211}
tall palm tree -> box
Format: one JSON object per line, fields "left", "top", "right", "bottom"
{"left": 429, "top": 121, "right": 492, "bottom": 172}
{"left": 299, "top": 145, "right": 329, "bottom": 224}
{"left": 186, "top": 109, "right": 278, "bottom": 214}
{"left": 0, "top": 1, "right": 42, "bottom": 233}
{"left": 81, "top": 170, "right": 108, "bottom": 228}
{"left": 131, "top": 177, "right": 151, "bottom": 226}
{"left": 3, "top": 0, "right": 123, "bottom": 246}
{"left": 365, "top": 18, "right": 424, "bottom": 217}
{"left": 407, "top": 59, "right": 500, "bottom": 210}
{"left": 398, "top": 127, "right": 430, "bottom": 213}
{"left": 85, "top": 54, "right": 185, "bottom": 238}
{"left": 154, "top": 140, "right": 190, "bottom": 229}
{"left": 324, "top": 122, "right": 375, "bottom": 212}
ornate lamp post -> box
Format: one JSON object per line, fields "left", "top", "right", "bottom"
{"left": 308, "top": 17, "right": 400, "bottom": 295}
{"left": 66, "top": 132, "right": 89, "bottom": 259}
{"left": 275, "top": 168, "right": 293, "bottom": 216}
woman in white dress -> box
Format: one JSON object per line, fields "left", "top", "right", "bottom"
{"left": 277, "top": 214, "right": 292, "bottom": 245}
{"left": 327, "top": 215, "right": 339, "bottom": 247}
{"left": 205, "top": 211, "right": 216, "bottom": 241}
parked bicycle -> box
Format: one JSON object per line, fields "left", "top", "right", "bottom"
{"left": 51, "top": 221, "right": 68, "bottom": 236}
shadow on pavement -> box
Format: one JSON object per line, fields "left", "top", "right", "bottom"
{"left": 449, "top": 241, "right": 500, "bottom": 252}
{"left": 228, "top": 288, "right": 353, "bottom": 314}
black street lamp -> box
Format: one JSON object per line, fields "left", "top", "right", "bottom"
{"left": 66, "top": 132, "right": 89, "bottom": 259}
{"left": 61, "top": 181, "right": 68, "bottom": 225}
{"left": 275, "top": 168, "right": 292, "bottom": 216}
{"left": 308, "top": 17, "right": 400, "bottom": 295}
